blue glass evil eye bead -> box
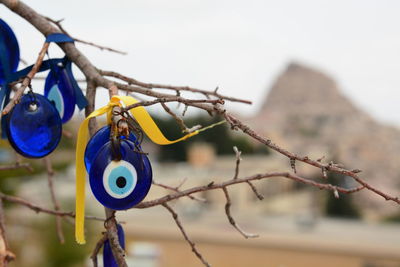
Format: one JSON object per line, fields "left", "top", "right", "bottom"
{"left": 44, "top": 63, "right": 76, "bottom": 123}
{"left": 103, "top": 224, "right": 125, "bottom": 267}
{"left": 0, "top": 19, "right": 20, "bottom": 83}
{"left": 5, "top": 93, "right": 62, "bottom": 158}
{"left": 84, "top": 125, "right": 140, "bottom": 173}
{"left": 89, "top": 140, "right": 152, "bottom": 210}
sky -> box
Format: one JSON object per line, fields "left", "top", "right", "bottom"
{"left": 1, "top": 0, "right": 400, "bottom": 125}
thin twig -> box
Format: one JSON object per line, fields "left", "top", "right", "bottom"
{"left": 233, "top": 146, "right": 241, "bottom": 180}
{"left": 0, "top": 162, "right": 32, "bottom": 172}
{"left": 99, "top": 69, "right": 251, "bottom": 104}
{"left": 104, "top": 209, "right": 127, "bottom": 267}
{"left": 122, "top": 97, "right": 224, "bottom": 111}
{"left": 43, "top": 157, "right": 65, "bottom": 244}
{"left": 137, "top": 171, "right": 366, "bottom": 209}
{"left": 232, "top": 147, "right": 263, "bottom": 200}
{"left": 221, "top": 112, "right": 400, "bottom": 205}
{"left": 160, "top": 102, "right": 190, "bottom": 133}
{"left": 162, "top": 203, "right": 210, "bottom": 267}
{"left": 222, "top": 187, "right": 259, "bottom": 239}
{"left": 0, "top": 192, "right": 105, "bottom": 221}
{"left": 43, "top": 16, "right": 127, "bottom": 55}
{"left": 0, "top": 198, "right": 15, "bottom": 266}
{"left": 91, "top": 232, "right": 107, "bottom": 267}
{"left": 246, "top": 181, "right": 264, "bottom": 200}
{"left": 152, "top": 181, "right": 206, "bottom": 202}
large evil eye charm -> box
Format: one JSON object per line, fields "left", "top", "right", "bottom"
{"left": 44, "top": 61, "right": 77, "bottom": 123}
{"left": 89, "top": 140, "right": 152, "bottom": 210}
{"left": 84, "top": 125, "right": 140, "bottom": 173}
{"left": 5, "top": 93, "right": 62, "bottom": 158}
{"left": 0, "top": 19, "right": 19, "bottom": 83}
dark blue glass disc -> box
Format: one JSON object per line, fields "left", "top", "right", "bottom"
{"left": 89, "top": 140, "right": 152, "bottom": 210}
{"left": 5, "top": 93, "right": 62, "bottom": 158}
{"left": 103, "top": 224, "right": 125, "bottom": 267}
{"left": 84, "top": 125, "right": 139, "bottom": 173}
{"left": 0, "top": 19, "right": 19, "bottom": 83}
{"left": 44, "top": 62, "right": 76, "bottom": 123}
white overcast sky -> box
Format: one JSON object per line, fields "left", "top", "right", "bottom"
{"left": 1, "top": 0, "right": 400, "bottom": 126}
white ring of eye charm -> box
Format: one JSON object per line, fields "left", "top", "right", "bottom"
{"left": 102, "top": 160, "right": 137, "bottom": 199}
{"left": 48, "top": 84, "right": 65, "bottom": 118}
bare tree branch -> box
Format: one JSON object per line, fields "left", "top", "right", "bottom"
{"left": 246, "top": 181, "right": 264, "bottom": 201}
{"left": 99, "top": 69, "right": 251, "bottom": 104}
{"left": 233, "top": 146, "right": 241, "bottom": 180}
{"left": 152, "top": 180, "right": 206, "bottom": 202}
{"left": 232, "top": 146, "right": 263, "bottom": 200}
{"left": 43, "top": 157, "right": 65, "bottom": 244}
{"left": 162, "top": 203, "right": 210, "bottom": 267}
{"left": 0, "top": 162, "right": 32, "bottom": 172}
{"left": 104, "top": 210, "right": 127, "bottom": 267}
{"left": 91, "top": 232, "right": 107, "bottom": 267}
{"left": 160, "top": 102, "right": 191, "bottom": 133}
{"left": 222, "top": 187, "right": 258, "bottom": 239}
{"left": 43, "top": 16, "right": 127, "bottom": 55}
{"left": 0, "top": 192, "right": 105, "bottom": 221}
{"left": 137, "top": 171, "right": 365, "bottom": 209}
{"left": 0, "top": 198, "right": 15, "bottom": 267}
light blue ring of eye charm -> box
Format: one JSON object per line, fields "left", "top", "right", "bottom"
{"left": 5, "top": 93, "right": 62, "bottom": 158}
{"left": 46, "top": 84, "right": 65, "bottom": 119}
{"left": 89, "top": 140, "right": 152, "bottom": 210}
{"left": 103, "top": 160, "right": 136, "bottom": 199}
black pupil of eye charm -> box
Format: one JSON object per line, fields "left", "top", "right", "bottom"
{"left": 88, "top": 139, "right": 152, "bottom": 210}
{"left": 5, "top": 93, "right": 62, "bottom": 158}
{"left": 116, "top": 177, "right": 126, "bottom": 188}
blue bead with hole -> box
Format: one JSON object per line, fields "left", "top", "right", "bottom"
{"left": 5, "top": 93, "right": 62, "bottom": 158}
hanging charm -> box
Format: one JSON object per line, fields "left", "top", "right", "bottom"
{"left": 5, "top": 91, "right": 62, "bottom": 158}
{"left": 0, "top": 18, "right": 19, "bottom": 83}
{"left": 85, "top": 125, "right": 152, "bottom": 210}
{"left": 44, "top": 59, "right": 88, "bottom": 123}
{"left": 75, "top": 95, "right": 225, "bottom": 244}
{"left": 0, "top": 31, "right": 87, "bottom": 138}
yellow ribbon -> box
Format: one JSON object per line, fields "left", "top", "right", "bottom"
{"left": 75, "top": 95, "right": 225, "bottom": 243}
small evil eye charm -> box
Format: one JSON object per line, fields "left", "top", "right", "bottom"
{"left": 88, "top": 139, "right": 152, "bottom": 210}
{"left": 103, "top": 224, "right": 125, "bottom": 267}
{"left": 44, "top": 61, "right": 77, "bottom": 123}
{"left": 0, "top": 19, "right": 20, "bottom": 83}
{"left": 5, "top": 93, "right": 62, "bottom": 158}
